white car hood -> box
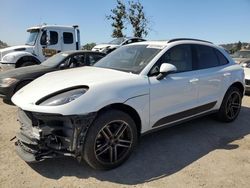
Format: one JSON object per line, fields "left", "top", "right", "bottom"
{"left": 244, "top": 68, "right": 250, "bottom": 80}
{"left": 0, "top": 45, "right": 34, "bottom": 59}
{"left": 12, "top": 66, "right": 149, "bottom": 114}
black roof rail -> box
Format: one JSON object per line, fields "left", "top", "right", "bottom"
{"left": 168, "top": 38, "right": 213, "bottom": 44}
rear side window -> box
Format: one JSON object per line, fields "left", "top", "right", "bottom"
{"left": 195, "top": 45, "right": 219, "bottom": 69}
{"left": 50, "top": 31, "right": 58, "bottom": 45}
{"left": 63, "top": 32, "right": 73, "bottom": 44}
{"left": 215, "top": 49, "right": 229, "bottom": 65}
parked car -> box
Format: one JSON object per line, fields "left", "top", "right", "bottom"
{"left": 240, "top": 59, "right": 250, "bottom": 94}
{"left": 92, "top": 37, "right": 146, "bottom": 53}
{"left": 0, "top": 50, "right": 105, "bottom": 104}
{"left": 231, "top": 49, "right": 250, "bottom": 64}
{"left": 12, "top": 39, "right": 244, "bottom": 170}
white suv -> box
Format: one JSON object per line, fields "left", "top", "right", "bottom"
{"left": 12, "top": 39, "right": 245, "bottom": 170}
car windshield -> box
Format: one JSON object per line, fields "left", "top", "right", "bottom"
{"left": 26, "top": 29, "right": 40, "bottom": 46}
{"left": 231, "top": 51, "right": 250, "bottom": 58}
{"left": 42, "top": 52, "right": 70, "bottom": 67}
{"left": 108, "top": 38, "right": 125, "bottom": 45}
{"left": 94, "top": 45, "right": 162, "bottom": 74}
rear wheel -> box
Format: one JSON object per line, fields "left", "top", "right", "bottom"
{"left": 217, "top": 87, "right": 242, "bottom": 122}
{"left": 83, "top": 110, "right": 138, "bottom": 170}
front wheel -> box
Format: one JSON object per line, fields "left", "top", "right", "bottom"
{"left": 20, "top": 61, "right": 36, "bottom": 67}
{"left": 83, "top": 110, "right": 138, "bottom": 170}
{"left": 217, "top": 87, "right": 242, "bottom": 122}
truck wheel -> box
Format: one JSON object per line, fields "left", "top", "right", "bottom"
{"left": 83, "top": 110, "right": 138, "bottom": 170}
{"left": 216, "top": 87, "right": 242, "bottom": 122}
{"left": 20, "top": 61, "right": 36, "bottom": 67}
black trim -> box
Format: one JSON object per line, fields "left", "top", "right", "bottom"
{"left": 14, "top": 48, "right": 26, "bottom": 51}
{"left": 152, "top": 101, "right": 217, "bottom": 128}
{"left": 168, "top": 38, "right": 213, "bottom": 44}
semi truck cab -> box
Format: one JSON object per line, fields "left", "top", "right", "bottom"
{"left": 0, "top": 25, "right": 81, "bottom": 71}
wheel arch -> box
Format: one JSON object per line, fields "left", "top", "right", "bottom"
{"left": 97, "top": 103, "right": 142, "bottom": 137}
{"left": 16, "top": 55, "right": 41, "bottom": 68}
{"left": 13, "top": 79, "right": 34, "bottom": 93}
{"left": 229, "top": 82, "right": 245, "bottom": 97}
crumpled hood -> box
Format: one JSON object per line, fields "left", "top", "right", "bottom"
{"left": 12, "top": 66, "right": 149, "bottom": 114}
{"left": 244, "top": 68, "right": 250, "bottom": 80}
{"left": 0, "top": 45, "right": 34, "bottom": 59}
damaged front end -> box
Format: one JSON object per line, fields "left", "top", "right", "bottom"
{"left": 15, "top": 108, "right": 96, "bottom": 162}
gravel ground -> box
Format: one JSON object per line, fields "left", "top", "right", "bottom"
{"left": 0, "top": 96, "right": 250, "bottom": 188}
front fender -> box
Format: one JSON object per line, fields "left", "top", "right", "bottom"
{"left": 2, "top": 51, "right": 36, "bottom": 64}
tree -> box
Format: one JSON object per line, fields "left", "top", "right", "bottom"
{"left": 82, "top": 43, "right": 96, "bottom": 50}
{"left": 128, "top": 1, "right": 149, "bottom": 38}
{"left": 106, "top": 0, "right": 127, "bottom": 38}
{"left": 236, "top": 41, "right": 242, "bottom": 51}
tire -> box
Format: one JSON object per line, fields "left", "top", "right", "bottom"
{"left": 20, "top": 61, "right": 36, "bottom": 67}
{"left": 83, "top": 110, "right": 138, "bottom": 170}
{"left": 217, "top": 87, "right": 242, "bottom": 122}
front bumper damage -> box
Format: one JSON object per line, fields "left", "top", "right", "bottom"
{"left": 15, "top": 109, "right": 96, "bottom": 162}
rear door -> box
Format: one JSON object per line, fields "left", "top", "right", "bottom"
{"left": 192, "top": 44, "right": 225, "bottom": 106}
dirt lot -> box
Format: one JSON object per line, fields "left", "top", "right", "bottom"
{"left": 0, "top": 96, "right": 250, "bottom": 188}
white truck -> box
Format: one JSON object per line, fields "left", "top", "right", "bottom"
{"left": 0, "top": 25, "right": 81, "bottom": 71}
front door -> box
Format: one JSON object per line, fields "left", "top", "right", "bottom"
{"left": 39, "top": 30, "right": 62, "bottom": 61}
{"left": 149, "top": 44, "right": 199, "bottom": 128}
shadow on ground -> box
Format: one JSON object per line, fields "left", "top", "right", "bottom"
{"left": 29, "top": 106, "right": 250, "bottom": 185}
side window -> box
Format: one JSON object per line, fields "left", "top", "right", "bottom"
{"left": 195, "top": 45, "right": 219, "bottom": 69}
{"left": 50, "top": 31, "right": 58, "bottom": 45}
{"left": 40, "top": 31, "right": 47, "bottom": 45}
{"left": 63, "top": 32, "right": 73, "bottom": 44}
{"left": 68, "top": 54, "right": 85, "bottom": 68}
{"left": 215, "top": 49, "right": 229, "bottom": 65}
{"left": 163, "top": 44, "right": 192, "bottom": 72}
{"left": 88, "top": 54, "right": 104, "bottom": 66}
{"left": 149, "top": 44, "right": 192, "bottom": 76}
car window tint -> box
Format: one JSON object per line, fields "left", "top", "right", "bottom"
{"left": 195, "top": 45, "right": 219, "bottom": 69}
{"left": 215, "top": 49, "right": 229, "bottom": 65}
{"left": 149, "top": 44, "right": 192, "bottom": 76}
{"left": 50, "top": 31, "right": 58, "bottom": 45}
{"left": 68, "top": 54, "right": 85, "bottom": 68}
{"left": 40, "top": 31, "right": 47, "bottom": 45}
{"left": 63, "top": 32, "right": 73, "bottom": 44}
{"left": 163, "top": 44, "right": 192, "bottom": 72}
{"left": 88, "top": 54, "right": 104, "bottom": 66}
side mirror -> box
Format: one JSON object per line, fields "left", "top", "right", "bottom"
{"left": 156, "top": 63, "right": 177, "bottom": 80}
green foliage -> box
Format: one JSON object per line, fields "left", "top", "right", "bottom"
{"left": 128, "top": 1, "right": 149, "bottom": 38}
{"left": 106, "top": 0, "right": 150, "bottom": 38}
{"left": 82, "top": 43, "right": 96, "bottom": 50}
{"left": 106, "top": 0, "right": 127, "bottom": 38}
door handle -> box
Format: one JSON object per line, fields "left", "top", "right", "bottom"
{"left": 189, "top": 78, "right": 199, "bottom": 83}
{"left": 224, "top": 72, "right": 231, "bottom": 77}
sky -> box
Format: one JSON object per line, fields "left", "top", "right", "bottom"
{"left": 0, "top": 0, "right": 250, "bottom": 46}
